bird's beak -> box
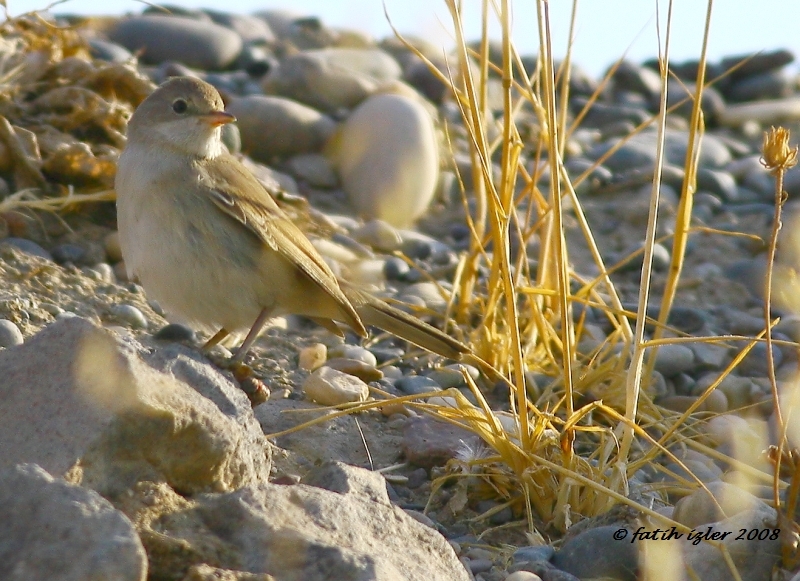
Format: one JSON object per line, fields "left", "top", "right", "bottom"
{"left": 200, "top": 111, "right": 236, "bottom": 127}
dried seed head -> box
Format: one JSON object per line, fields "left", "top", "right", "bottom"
{"left": 761, "top": 126, "right": 798, "bottom": 174}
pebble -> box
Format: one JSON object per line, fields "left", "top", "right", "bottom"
{"left": 653, "top": 344, "right": 696, "bottom": 377}
{"left": 352, "top": 219, "right": 403, "bottom": 252}
{"left": 88, "top": 39, "right": 133, "bottom": 63}
{"left": 285, "top": 153, "right": 338, "bottom": 188}
{"left": 395, "top": 375, "right": 442, "bottom": 395}
{"left": 551, "top": 526, "right": 638, "bottom": 581}
{"left": 383, "top": 256, "right": 411, "bottom": 281}
{"left": 425, "top": 367, "right": 466, "bottom": 389}
{"left": 263, "top": 48, "right": 400, "bottom": 111}
{"left": 658, "top": 392, "right": 728, "bottom": 414}
{"left": 226, "top": 95, "right": 336, "bottom": 161}
{"left": 672, "top": 481, "right": 772, "bottom": 528}
{"left": 513, "top": 545, "right": 555, "bottom": 564}
{"left": 298, "top": 342, "right": 327, "bottom": 371}
{"left": 398, "top": 282, "right": 449, "bottom": 312}
{"left": 697, "top": 168, "right": 738, "bottom": 202}
{"left": 0, "top": 319, "right": 24, "bottom": 347}
{"left": 328, "top": 93, "right": 439, "bottom": 228}
{"left": 505, "top": 573, "right": 543, "bottom": 581}
{"left": 153, "top": 323, "right": 197, "bottom": 343}
{"left": 108, "top": 304, "right": 148, "bottom": 330}
{"left": 2, "top": 238, "right": 52, "bottom": 260}
{"left": 738, "top": 342, "right": 783, "bottom": 377}
{"left": 323, "top": 357, "right": 383, "bottom": 382}
{"left": 110, "top": 15, "right": 243, "bottom": 70}
{"left": 204, "top": 10, "right": 276, "bottom": 45}
{"left": 327, "top": 344, "right": 377, "bottom": 366}
{"left": 401, "top": 416, "right": 481, "bottom": 469}
{"left": 302, "top": 366, "right": 369, "bottom": 405}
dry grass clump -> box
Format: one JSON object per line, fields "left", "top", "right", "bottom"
{"left": 0, "top": 11, "right": 152, "bottom": 216}
{"left": 389, "top": 0, "right": 800, "bottom": 569}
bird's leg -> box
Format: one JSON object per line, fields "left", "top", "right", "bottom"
{"left": 202, "top": 328, "right": 230, "bottom": 352}
{"left": 231, "top": 307, "right": 272, "bottom": 364}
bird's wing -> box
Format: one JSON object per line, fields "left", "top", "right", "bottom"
{"left": 197, "top": 154, "right": 365, "bottom": 335}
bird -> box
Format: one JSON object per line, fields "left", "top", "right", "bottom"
{"left": 115, "top": 76, "right": 468, "bottom": 365}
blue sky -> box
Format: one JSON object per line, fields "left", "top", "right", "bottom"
{"left": 6, "top": 0, "right": 800, "bottom": 78}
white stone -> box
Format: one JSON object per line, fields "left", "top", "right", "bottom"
{"left": 303, "top": 366, "right": 369, "bottom": 405}
{"left": 328, "top": 93, "right": 439, "bottom": 227}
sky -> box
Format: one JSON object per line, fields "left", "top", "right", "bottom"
{"left": 5, "top": 0, "right": 800, "bottom": 79}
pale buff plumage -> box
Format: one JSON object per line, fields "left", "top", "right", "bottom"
{"left": 116, "top": 76, "right": 466, "bottom": 362}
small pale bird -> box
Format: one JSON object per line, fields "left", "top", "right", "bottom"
{"left": 115, "top": 76, "right": 467, "bottom": 363}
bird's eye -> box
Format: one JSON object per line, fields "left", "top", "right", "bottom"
{"left": 172, "top": 99, "right": 188, "bottom": 114}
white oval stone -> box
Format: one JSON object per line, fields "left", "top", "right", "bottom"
{"left": 303, "top": 366, "right": 369, "bottom": 406}
{"left": 328, "top": 93, "right": 439, "bottom": 227}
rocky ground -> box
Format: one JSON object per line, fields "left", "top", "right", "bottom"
{"left": 1, "top": 5, "right": 800, "bottom": 581}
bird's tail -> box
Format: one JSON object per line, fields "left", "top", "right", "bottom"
{"left": 340, "top": 284, "right": 469, "bottom": 361}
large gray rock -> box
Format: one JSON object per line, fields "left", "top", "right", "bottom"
{"left": 227, "top": 95, "right": 336, "bottom": 160}
{"left": 0, "top": 317, "right": 271, "bottom": 495}
{"left": 0, "top": 463, "right": 147, "bottom": 581}
{"left": 110, "top": 15, "right": 243, "bottom": 70}
{"left": 197, "top": 472, "right": 468, "bottom": 580}
{"left": 263, "top": 48, "right": 401, "bottom": 112}
{"left": 119, "top": 466, "right": 467, "bottom": 581}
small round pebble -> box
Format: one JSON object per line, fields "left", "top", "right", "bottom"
{"left": 395, "top": 375, "right": 442, "bottom": 395}
{"left": 425, "top": 367, "right": 465, "bottom": 389}
{"left": 327, "top": 344, "right": 377, "bottom": 366}
{"left": 653, "top": 344, "right": 696, "bottom": 377}
{"left": 303, "top": 366, "right": 369, "bottom": 405}
{"left": 324, "top": 357, "right": 383, "bottom": 382}
{"left": 51, "top": 243, "right": 86, "bottom": 265}
{"left": 506, "top": 573, "right": 543, "bottom": 581}
{"left": 154, "top": 323, "right": 197, "bottom": 343}
{"left": 352, "top": 219, "right": 403, "bottom": 252}
{"left": 0, "top": 319, "right": 24, "bottom": 347}
{"left": 384, "top": 256, "right": 411, "bottom": 281}
{"left": 40, "top": 303, "right": 63, "bottom": 316}
{"left": 513, "top": 545, "right": 555, "bottom": 564}
{"left": 466, "top": 558, "right": 493, "bottom": 574}
{"left": 299, "top": 342, "right": 327, "bottom": 371}
{"left": 108, "top": 304, "right": 148, "bottom": 330}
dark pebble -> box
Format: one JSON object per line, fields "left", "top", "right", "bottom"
{"left": 697, "top": 168, "right": 738, "bottom": 202}
{"left": 154, "top": 323, "right": 197, "bottom": 343}
{"left": 406, "top": 467, "right": 428, "bottom": 488}
{"left": 720, "top": 48, "right": 794, "bottom": 80}
{"left": 236, "top": 44, "right": 274, "bottom": 77}
{"left": 395, "top": 375, "right": 442, "bottom": 395}
{"left": 513, "top": 545, "right": 555, "bottom": 564}
{"left": 88, "top": 39, "right": 133, "bottom": 63}
{"left": 51, "top": 243, "right": 86, "bottom": 265}
{"left": 402, "top": 238, "right": 433, "bottom": 260}
{"left": 739, "top": 342, "right": 783, "bottom": 377}
{"left": 384, "top": 256, "right": 410, "bottom": 281}
{"left": 368, "top": 346, "right": 405, "bottom": 364}
{"left": 552, "top": 525, "right": 638, "bottom": 581}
